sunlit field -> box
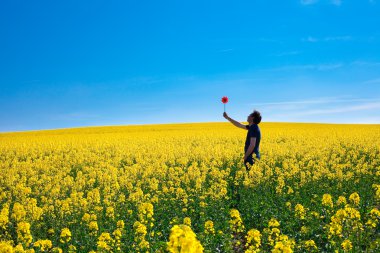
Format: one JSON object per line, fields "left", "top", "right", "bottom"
{"left": 0, "top": 122, "right": 379, "bottom": 252}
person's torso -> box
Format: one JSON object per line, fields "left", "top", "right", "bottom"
{"left": 244, "top": 124, "right": 261, "bottom": 155}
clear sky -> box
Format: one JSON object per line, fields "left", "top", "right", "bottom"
{"left": 1, "top": 0, "right": 380, "bottom": 132}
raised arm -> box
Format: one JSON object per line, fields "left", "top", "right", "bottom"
{"left": 223, "top": 112, "right": 247, "bottom": 129}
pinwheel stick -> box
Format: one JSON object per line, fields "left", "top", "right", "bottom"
{"left": 221, "top": 96, "right": 229, "bottom": 112}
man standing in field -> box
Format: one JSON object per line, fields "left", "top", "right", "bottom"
{"left": 223, "top": 110, "right": 262, "bottom": 170}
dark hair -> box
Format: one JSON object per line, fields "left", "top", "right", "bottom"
{"left": 250, "top": 110, "right": 262, "bottom": 124}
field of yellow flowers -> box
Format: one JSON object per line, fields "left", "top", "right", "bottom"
{"left": 0, "top": 122, "right": 379, "bottom": 252}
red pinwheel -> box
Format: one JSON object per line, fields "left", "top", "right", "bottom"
{"left": 221, "top": 96, "right": 229, "bottom": 112}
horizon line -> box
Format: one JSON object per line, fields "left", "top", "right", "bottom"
{"left": 1, "top": 120, "right": 379, "bottom": 134}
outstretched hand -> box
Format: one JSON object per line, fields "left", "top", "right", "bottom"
{"left": 223, "top": 112, "right": 229, "bottom": 119}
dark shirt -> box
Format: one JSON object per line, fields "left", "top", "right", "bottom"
{"left": 245, "top": 124, "right": 261, "bottom": 158}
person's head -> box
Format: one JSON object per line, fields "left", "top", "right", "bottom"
{"left": 247, "top": 110, "right": 262, "bottom": 124}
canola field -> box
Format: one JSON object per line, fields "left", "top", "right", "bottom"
{"left": 0, "top": 122, "right": 379, "bottom": 253}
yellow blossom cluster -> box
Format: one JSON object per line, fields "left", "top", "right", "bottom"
{"left": 0, "top": 122, "right": 379, "bottom": 251}
{"left": 294, "top": 204, "right": 306, "bottom": 220}
{"left": 204, "top": 220, "right": 215, "bottom": 235}
{"left": 167, "top": 225, "right": 203, "bottom": 253}
{"left": 245, "top": 229, "right": 261, "bottom": 253}
{"left": 229, "top": 209, "right": 245, "bottom": 233}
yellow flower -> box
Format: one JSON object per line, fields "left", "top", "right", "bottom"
{"left": 370, "top": 207, "right": 380, "bottom": 218}
{"left": 0, "top": 204, "right": 10, "bottom": 230}
{"left": 17, "top": 222, "right": 33, "bottom": 246}
{"left": 113, "top": 228, "right": 122, "bottom": 238}
{"left": 133, "top": 221, "right": 149, "bottom": 251}
{"left": 113, "top": 228, "right": 123, "bottom": 251}
{"left": 14, "top": 244, "right": 25, "bottom": 253}
{"left": 294, "top": 204, "right": 306, "bottom": 220}
{"left": 97, "top": 232, "right": 114, "bottom": 252}
{"left": 341, "top": 239, "right": 352, "bottom": 251}
{"left": 330, "top": 222, "right": 343, "bottom": 236}
{"left": 328, "top": 206, "right": 361, "bottom": 239}
{"left": 106, "top": 207, "right": 115, "bottom": 219}
{"left": 310, "top": 211, "right": 319, "bottom": 219}
{"left": 336, "top": 196, "right": 347, "bottom": 206}
{"left": 167, "top": 225, "right": 203, "bottom": 253}
{"left": 60, "top": 228, "right": 71, "bottom": 244}
{"left": 366, "top": 208, "right": 380, "bottom": 228}
{"left": 82, "top": 213, "right": 91, "bottom": 223}
{"left": 34, "top": 239, "right": 52, "bottom": 252}
{"left": 373, "top": 184, "right": 380, "bottom": 201}
{"left": 89, "top": 221, "right": 99, "bottom": 235}
{"left": 322, "top": 194, "right": 334, "bottom": 208}
{"left": 229, "top": 209, "right": 245, "bottom": 233}
{"left": 268, "top": 218, "right": 280, "bottom": 228}
{"left": 349, "top": 192, "right": 360, "bottom": 206}
{"left": 26, "top": 198, "right": 43, "bottom": 222}
{"left": 183, "top": 217, "right": 191, "bottom": 227}
{"left": 12, "top": 203, "right": 26, "bottom": 223}
{"left": 271, "top": 235, "right": 295, "bottom": 253}
{"left": 51, "top": 248, "right": 63, "bottom": 253}
{"left": 265, "top": 225, "right": 281, "bottom": 247}
{"left": 204, "top": 220, "right": 215, "bottom": 235}
{"left": 344, "top": 207, "right": 361, "bottom": 220}
{"left": 68, "top": 244, "right": 76, "bottom": 253}
{"left": 133, "top": 221, "right": 147, "bottom": 236}
{"left": 137, "top": 202, "right": 154, "bottom": 229}
{"left": 116, "top": 220, "right": 125, "bottom": 229}
{"left": 300, "top": 226, "right": 309, "bottom": 235}
{"left": 304, "top": 239, "right": 317, "bottom": 251}
{"left": 90, "top": 214, "right": 97, "bottom": 221}
{"left": 245, "top": 229, "right": 261, "bottom": 251}
{"left": 138, "top": 202, "right": 154, "bottom": 219}
{"left": 0, "top": 241, "right": 14, "bottom": 253}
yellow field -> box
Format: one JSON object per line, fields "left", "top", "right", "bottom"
{"left": 0, "top": 122, "right": 379, "bottom": 252}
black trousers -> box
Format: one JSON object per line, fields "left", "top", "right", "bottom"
{"left": 244, "top": 154, "right": 260, "bottom": 170}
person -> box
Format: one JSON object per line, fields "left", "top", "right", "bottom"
{"left": 223, "top": 110, "right": 262, "bottom": 170}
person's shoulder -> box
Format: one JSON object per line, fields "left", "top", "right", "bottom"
{"left": 245, "top": 125, "right": 249, "bottom": 130}
{"left": 249, "top": 124, "right": 259, "bottom": 130}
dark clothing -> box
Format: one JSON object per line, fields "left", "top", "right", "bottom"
{"left": 244, "top": 124, "right": 261, "bottom": 170}
{"left": 244, "top": 124, "right": 261, "bottom": 159}
{"left": 244, "top": 155, "right": 255, "bottom": 170}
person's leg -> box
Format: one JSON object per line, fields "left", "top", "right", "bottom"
{"left": 244, "top": 155, "right": 254, "bottom": 170}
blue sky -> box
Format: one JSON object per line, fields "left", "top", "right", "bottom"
{"left": 1, "top": 0, "right": 380, "bottom": 132}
